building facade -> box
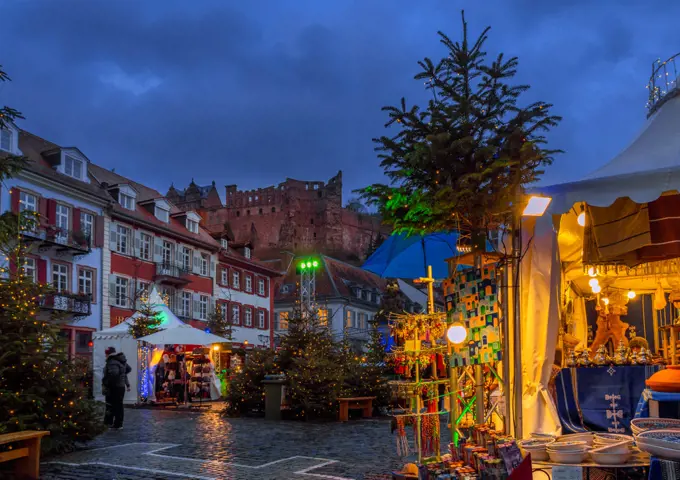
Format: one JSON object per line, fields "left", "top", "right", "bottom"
{"left": 1, "top": 128, "right": 111, "bottom": 358}
{"left": 272, "top": 253, "right": 386, "bottom": 351}
{"left": 167, "top": 172, "right": 389, "bottom": 264}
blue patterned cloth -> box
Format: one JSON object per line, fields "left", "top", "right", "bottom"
{"left": 649, "top": 456, "right": 680, "bottom": 480}
{"left": 635, "top": 388, "right": 680, "bottom": 418}
{"left": 554, "top": 366, "right": 657, "bottom": 433}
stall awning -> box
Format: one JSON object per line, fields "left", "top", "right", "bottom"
{"left": 137, "top": 324, "right": 230, "bottom": 345}
{"left": 534, "top": 93, "right": 680, "bottom": 215}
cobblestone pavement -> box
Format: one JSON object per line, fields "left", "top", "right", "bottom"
{"left": 36, "top": 407, "right": 447, "bottom": 480}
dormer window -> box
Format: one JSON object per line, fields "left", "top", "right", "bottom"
{"left": 155, "top": 205, "right": 170, "bottom": 223}
{"left": 64, "top": 155, "right": 84, "bottom": 180}
{"left": 187, "top": 219, "right": 199, "bottom": 234}
{"left": 244, "top": 247, "right": 251, "bottom": 259}
{"left": 221, "top": 239, "right": 228, "bottom": 249}
{"left": 120, "top": 193, "right": 135, "bottom": 210}
{"left": 0, "top": 128, "right": 11, "bottom": 152}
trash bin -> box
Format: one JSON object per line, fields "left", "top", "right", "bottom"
{"left": 261, "top": 375, "right": 286, "bottom": 421}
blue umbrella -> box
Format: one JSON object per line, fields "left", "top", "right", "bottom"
{"left": 363, "top": 232, "right": 479, "bottom": 280}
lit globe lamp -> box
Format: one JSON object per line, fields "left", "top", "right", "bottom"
{"left": 447, "top": 322, "right": 467, "bottom": 345}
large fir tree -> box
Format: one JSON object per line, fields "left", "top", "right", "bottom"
{"left": 360, "top": 11, "right": 561, "bottom": 248}
{"left": 127, "top": 295, "right": 161, "bottom": 339}
{"left": 0, "top": 65, "right": 104, "bottom": 452}
{"left": 206, "top": 302, "right": 232, "bottom": 341}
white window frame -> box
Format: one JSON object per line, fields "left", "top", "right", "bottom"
{"left": 64, "top": 155, "right": 83, "bottom": 180}
{"left": 0, "top": 128, "right": 11, "bottom": 152}
{"left": 220, "top": 267, "right": 228, "bottom": 286}
{"left": 221, "top": 238, "right": 228, "bottom": 249}
{"left": 162, "top": 240, "right": 173, "bottom": 265}
{"left": 114, "top": 276, "right": 129, "bottom": 308}
{"left": 244, "top": 307, "right": 253, "bottom": 327}
{"left": 116, "top": 224, "right": 131, "bottom": 255}
{"left": 232, "top": 270, "right": 240, "bottom": 289}
{"left": 140, "top": 233, "right": 152, "bottom": 260}
{"left": 19, "top": 191, "right": 37, "bottom": 213}
{"left": 52, "top": 263, "right": 69, "bottom": 293}
{"left": 245, "top": 275, "right": 252, "bottom": 293}
{"left": 120, "top": 193, "right": 135, "bottom": 210}
{"left": 80, "top": 212, "right": 94, "bottom": 241}
{"left": 56, "top": 204, "right": 70, "bottom": 232}
{"left": 258, "top": 278, "right": 266, "bottom": 296}
{"left": 318, "top": 308, "right": 328, "bottom": 326}
{"left": 200, "top": 253, "right": 209, "bottom": 276}
{"left": 187, "top": 219, "right": 199, "bottom": 234}
{"left": 155, "top": 206, "right": 170, "bottom": 223}
{"left": 277, "top": 311, "right": 289, "bottom": 331}
{"left": 198, "top": 295, "right": 209, "bottom": 321}
{"left": 231, "top": 304, "right": 240, "bottom": 325}
{"left": 244, "top": 247, "right": 251, "bottom": 259}
{"left": 23, "top": 257, "right": 36, "bottom": 282}
{"left": 78, "top": 268, "right": 94, "bottom": 300}
{"left": 258, "top": 310, "right": 265, "bottom": 329}
{"left": 181, "top": 291, "right": 192, "bottom": 318}
{"left": 180, "top": 246, "right": 191, "bottom": 271}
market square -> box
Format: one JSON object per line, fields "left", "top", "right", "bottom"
{"left": 2, "top": 1, "right": 680, "bottom": 480}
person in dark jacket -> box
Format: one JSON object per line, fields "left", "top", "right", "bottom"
{"left": 103, "top": 347, "right": 131, "bottom": 429}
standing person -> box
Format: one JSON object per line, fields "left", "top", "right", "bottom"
{"left": 103, "top": 347, "right": 131, "bottom": 429}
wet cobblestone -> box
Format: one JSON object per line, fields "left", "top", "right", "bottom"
{"left": 35, "top": 407, "right": 443, "bottom": 479}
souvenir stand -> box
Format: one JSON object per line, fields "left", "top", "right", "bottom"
{"left": 93, "top": 288, "right": 229, "bottom": 405}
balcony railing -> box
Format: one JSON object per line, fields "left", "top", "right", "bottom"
{"left": 22, "top": 225, "right": 91, "bottom": 254}
{"left": 647, "top": 52, "right": 680, "bottom": 116}
{"left": 154, "top": 263, "right": 190, "bottom": 285}
{"left": 40, "top": 292, "right": 92, "bottom": 316}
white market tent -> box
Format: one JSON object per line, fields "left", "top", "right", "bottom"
{"left": 93, "top": 287, "right": 229, "bottom": 405}
{"left": 520, "top": 90, "right": 680, "bottom": 436}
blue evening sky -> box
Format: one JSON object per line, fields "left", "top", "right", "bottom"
{"left": 1, "top": 1, "right": 678, "bottom": 200}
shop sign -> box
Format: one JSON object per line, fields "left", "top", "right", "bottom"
{"left": 552, "top": 466, "right": 583, "bottom": 480}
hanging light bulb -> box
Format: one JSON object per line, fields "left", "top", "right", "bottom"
{"left": 592, "top": 284, "right": 602, "bottom": 294}
{"left": 627, "top": 290, "right": 636, "bottom": 299}
{"left": 602, "top": 297, "right": 610, "bottom": 305}
{"left": 589, "top": 278, "right": 599, "bottom": 288}
{"left": 447, "top": 323, "right": 467, "bottom": 345}
{"left": 588, "top": 267, "right": 597, "bottom": 278}
{"left": 577, "top": 205, "right": 586, "bottom": 227}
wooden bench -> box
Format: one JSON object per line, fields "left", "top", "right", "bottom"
{"left": 0, "top": 430, "right": 50, "bottom": 479}
{"left": 338, "top": 396, "right": 376, "bottom": 422}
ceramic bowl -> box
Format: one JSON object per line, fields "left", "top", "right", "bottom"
{"left": 519, "top": 438, "right": 555, "bottom": 462}
{"left": 594, "top": 433, "right": 633, "bottom": 444}
{"left": 636, "top": 439, "right": 680, "bottom": 460}
{"left": 557, "top": 433, "right": 593, "bottom": 446}
{"left": 590, "top": 450, "right": 631, "bottom": 465}
{"left": 635, "top": 428, "right": 680, "bottom": 449}
{"left": 531, "top": 433, "right": 557, "bottom": 441}
{"left": 631, "top": 418, "right": 680, "bottom": 435}
{"left": 547, "top": 448, "right": 589, "bottom": 464}
{"left": 549, "top": 441, "right": 589, "bottom": 451}
{"left": 590, "top": 440, "right": 631, "bottom": 454}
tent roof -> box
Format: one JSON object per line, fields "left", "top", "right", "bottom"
{"left": 138, "top": 324, "right": 230, "bottom": 345}
{"left": 93, "top": 287, "right": 188, "bottom": 340}
{"left": 536, "top": 92, "right": 680, "bottom": 214}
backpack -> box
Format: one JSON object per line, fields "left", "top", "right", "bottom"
{"left": 103, "top": 360, "right": 120, "bottom": 388}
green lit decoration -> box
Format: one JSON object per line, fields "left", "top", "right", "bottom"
{"left": 296, "top": 256, "right": 321, "bottom": 274}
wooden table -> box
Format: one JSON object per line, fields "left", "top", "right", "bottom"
{"left": 0, "top": 430, "right": 50, "bottom": 479}
{"left": 338, "top": 396, "right": 376, "bottom": 422}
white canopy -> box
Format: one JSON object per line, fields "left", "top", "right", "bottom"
{"left": 138, "top": 324, "right": 230, "bottom": 345}
{"left": 537, "top": 93, "right": 680, "bottom": 214}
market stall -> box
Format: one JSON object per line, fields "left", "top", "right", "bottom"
{"left": 93, "top": 288, "right": 229, "bottom": 405}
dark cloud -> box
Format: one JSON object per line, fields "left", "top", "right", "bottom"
{"left": 1, "top": 0, "right": 679, "bottom": 198}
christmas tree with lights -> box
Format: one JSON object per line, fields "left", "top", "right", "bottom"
{"left": 224, "top": 348, "right": 276, "bottom": 416}
{"left": 0, "top": 65, "right": 104, "bottom": 452}
{"left": 127, "top": 293, "right": 161, "bottom": 339}
{"left": 276, "top": 307, "right": 344, "bottom": 419}
{"left": 206, "top": 302, "right": 232, "bottom": 341}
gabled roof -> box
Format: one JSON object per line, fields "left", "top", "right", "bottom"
{"left": 13, "top": 130, "right": 111, "bottom": 203}
{"left": 89, "top": 163, "right": 220, "bottom": 250}
{"left": 275, "top": 254, "right": 386, "bottom": 303}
